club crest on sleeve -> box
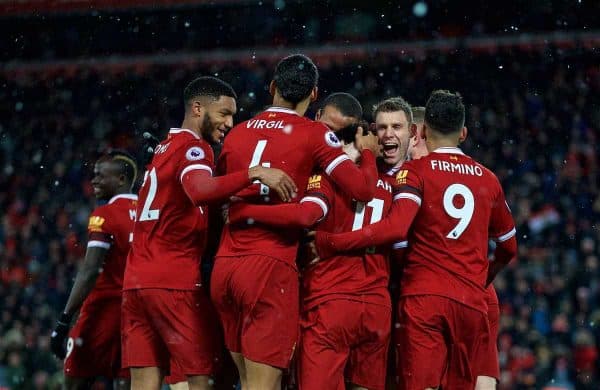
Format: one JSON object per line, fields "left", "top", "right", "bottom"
{"left": 307, "top": 175, "right": 322, "bottom": 190}
{"left": 88, "top": 216, "right": 105, "bottom": 232}
{"left": 396, "top": 170, "right": 408, "bottom": 185}
{"left": 185, "top": 146, "right": 205, "bottom": 161}
{"left": 324, "top": 131, "right": 342, "bottom": 148}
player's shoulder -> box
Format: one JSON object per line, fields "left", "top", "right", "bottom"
{"left": 464, "top": 154, "right": 501, "bottom": 183}
{"left": 93, "top": 194, "right": 137, "bottom": 217}
{"left": 306, "top": 169, "right": 331, "bottom": 190}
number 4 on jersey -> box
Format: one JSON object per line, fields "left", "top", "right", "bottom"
{"left": 250, "top": 140, "right": 270, "bottom": 196}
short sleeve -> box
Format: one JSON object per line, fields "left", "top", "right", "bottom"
{"left": 489, "top": 185, "right": 516, "bottom": 242}
{"left": 87, "top": 208, "right": 113, "bottom": 249}
{"left": 177, "top": 141, "right": 215, "bottom": 184}
{"left": 392, "top": 162, "right": 423, "bottom": 207}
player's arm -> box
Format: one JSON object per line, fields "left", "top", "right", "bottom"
{"left": 181, "top": 161, "right": 298, "bottom": 204}
{"left": 229, "top": 195, "right": 327, "bottom": 229}
{"left": 315, "top": 192, "right": 420, "bottom": 259}
{"left": 319, "top": 127, "right": 380, "bottom": 202}
{"left": 486, "top": 188, "right": 518, "bottom": 285}
{"left": 487, "top": 235, "right": 517, "bottom": 286}
{"left": 50, "top": 230, "right": 111, "bottom": 359}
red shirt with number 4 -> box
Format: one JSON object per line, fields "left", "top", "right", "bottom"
{"left": 123, "top": 128, "right": 214, "bottom": 290}
{"left": 217, "top": 107, "right": 376, "bottom": 267}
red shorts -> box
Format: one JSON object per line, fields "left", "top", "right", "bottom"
{"left": 121, "top": 289, "right": 221, "bottom": 376}
{"left": 478, "top": 302, "right": 500, "bottom": 379}
{"left": 64, "top": 295, "right": 128, "bottom": 378}
{"left": 298, "top": 299, "right": 391, "bottom": 390}
{"left": 395, "top": 295, "right": 489, "bottom": 390}
{"left": 210, "top": 255, "right": 299, "bottom": 369}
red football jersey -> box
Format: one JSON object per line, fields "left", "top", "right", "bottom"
{"left": 86, "top": 194, "right": 137, "bottom": 299}
{"left": 396, "top": 147, "right": 515, "bottom": 313}
{"left": 301, "top": 170, "right": 394, "bottom": 309}
{"left": 124, "top": 128, "right": 214, "bottom": 290}
{"left": 217, "top": 107, "right": 354, "bottom": 265}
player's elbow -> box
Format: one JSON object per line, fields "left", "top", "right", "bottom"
{"left": 350, "top": 185, "right": 376, "bottom": 202}
{"left": 297, "top": 212, "right": 322, "bottom": 229}
{"left": 496, "top": 235, "right": 517, "bottom": 264}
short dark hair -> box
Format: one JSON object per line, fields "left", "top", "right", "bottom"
{"left": 273, "top": 54, "right": 318, "bottom": 104}
{"left": 425, "top": 90, "right": 465, "bottom": 134}
{"left": 372, "top": 97, "right": 413, "bottom": 124}
{"left": 411, "top": 106, "right": 425, "bottom": 124}
{"left": 99, "top": 149, "right": 138, "bottom": 184}
{"left": 322, "top": 92, "right": 363, "bottom": 119}
{"left": 183, "top": 76, "right": 237, "bottom": 107}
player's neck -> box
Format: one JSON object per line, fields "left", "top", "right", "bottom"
{"left": 426, "top": 137, "right": 460, "bottom": 153}
{"left": 179, "top": 119, "right": 201, "bottom": 139}
{"left": 272, "top": 96, "right": 309, "bottom": 116}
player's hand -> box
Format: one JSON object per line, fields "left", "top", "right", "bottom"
{"left": 309, "top": 230, "right": 337, "bottom": 261}
{"left": 248, "top": 166, "right": 298, "bottom": 202}
{"left": 304, "top": 231, "right": 321, "bottom": 266}
{"left": 142, "top": 132, "right": 161, "bottom": 165}
{"left": 354, "top": 127, "right": 381, "bottom": 157}
{"left": 50, "top": 313, "right": 72, "bottom": 360}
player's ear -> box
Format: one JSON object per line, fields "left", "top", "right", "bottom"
{"left": 310, "top": 86, "right": 318, "bottom": 102}
{"left": 410, "top": 123, "right": 417, "bottom": 138}
{"left": 269, "top": 80, "right": 276, "bottom": 97}
{"left": 315, "top": 108, "right": 322, "bottom": 121}
{"left": 191, "top": 100, "right": 206, "bottom": 117}
{"left": 459, "top": 126, "right": 468, "bottom": 144}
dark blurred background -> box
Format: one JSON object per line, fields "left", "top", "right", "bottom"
{"left": 1, "top": 1, "right": 599, "bottom": 389}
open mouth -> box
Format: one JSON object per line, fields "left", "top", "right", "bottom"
{"left": 383, "top": 142, "right": 399, "bottom": 157}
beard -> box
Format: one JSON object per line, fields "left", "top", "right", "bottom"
{"left": 199, "top": 113, "right": 216, "bottom": 144}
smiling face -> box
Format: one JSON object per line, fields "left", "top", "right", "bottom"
{"left": 91, "top": 160, "right": 122, "bottom": 201}
{"left": 199, "top": 95, "right": 237, "bottom": 145}
{"left": 375, "top": 110, "right": 411, "bottom": 167}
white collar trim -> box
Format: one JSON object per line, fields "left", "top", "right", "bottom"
{"left": 169, "top": 128, "right": 200, "bottom": 139}
{"left": 432, "top": 147, "right": 465, "bottom": 155}
{"left": 109, "top": 194, "right": 138, "bottom": 204}
{"left": 266, "top": 107, "right": 299, "bottom": 116}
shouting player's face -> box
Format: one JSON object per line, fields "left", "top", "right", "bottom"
{"left": 91, "top": 161, "right": 121, "bottom": 201}
{"left": 201, "top": 95, "right": 237, "bottom": 145}
{"left": 375, "top": 110, "right": 411, "bottom": 167}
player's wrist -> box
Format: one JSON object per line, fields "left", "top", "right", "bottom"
{"left": 57, "top": 312, "right": 73, "bottom": 327}
{"left": 248, "top": 166, "right": 262, "bottom": 181}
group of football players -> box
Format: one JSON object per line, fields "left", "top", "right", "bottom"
{"left": 50, "top": 53, "right": 517, "bottom": 390}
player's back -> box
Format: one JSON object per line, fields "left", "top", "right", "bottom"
{"left": 87, "top": 194, "right": 137, "bottom": 300}
{"left": 399, "top": 147, "right": 513, "bottom": 312}
{"left": 124, "top": 128, "right": 214, "bottom": 290}
{"left": 217, "top": 107, "right": 347, "bottom": 266}
{"left": 302, "top": 171, "right": 394, "bottom": 309}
